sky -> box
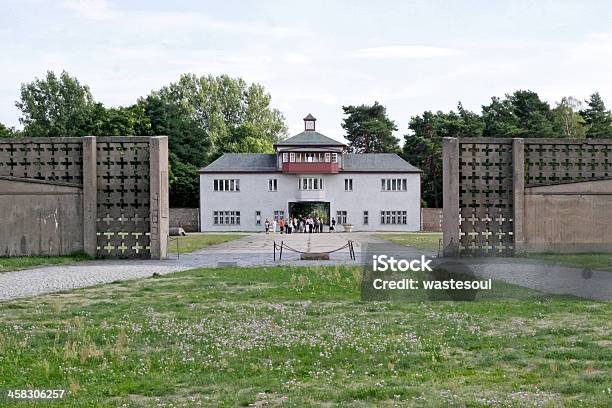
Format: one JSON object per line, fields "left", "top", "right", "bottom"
{"left": 2, "top": 0, "right": 612, "bottom": 140}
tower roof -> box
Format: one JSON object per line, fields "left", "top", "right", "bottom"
{"left": 274, "top": 131, "right": 346, "bottom": 147}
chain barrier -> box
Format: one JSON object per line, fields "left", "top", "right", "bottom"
{"left": 274, "top": 240, "right": 355, "bottom": 261}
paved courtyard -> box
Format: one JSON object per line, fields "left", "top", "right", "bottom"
{"left": 0, "top": 232, "right": 610, "bottom": 301}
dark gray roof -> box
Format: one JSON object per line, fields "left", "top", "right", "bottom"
{"left": 275, "top": 131, "right": 346, "bottom": 147}
{"left": 343, "top": 153, "right": 421, "bottom": 172}
{"left": 304, "top": 113, "right": 316, "bottom": 120}
{"left": 199, "top": 152, "right": 420, "bottom": 173}
{"left": 200, "top": 154, "right": 277, "bottom": 172}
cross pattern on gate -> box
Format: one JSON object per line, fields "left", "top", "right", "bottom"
{"left": 96, "top": 141, "right": 151, "bottom": 258}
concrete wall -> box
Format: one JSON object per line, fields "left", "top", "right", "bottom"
{"left": 443, "top": 137, "right": 612, "bottom": 256}
{"left": 200, "top": 172, "right": 421, "bottom": 232}
{"left": 170, "top": 208, "right": 200, "bottom": 232}
{"left": 421, "top": 208, "right": 442, "bottom": 231}
{"left": 0, "top": 177, "right": 83, "bottom": 256}
{"left": 0, "top": 136, "right": 169, "bottom": 259}
{"left": 523, "top": 179, "right": 612, "bottom": 253}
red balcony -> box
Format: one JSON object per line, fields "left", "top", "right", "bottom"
{"left": 282, "top": 162, "right": 339, "bottom": 173}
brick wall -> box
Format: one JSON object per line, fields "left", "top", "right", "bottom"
{"left": 421, "top": 208, "right": 442, "bottom": 231}
{"left": 170, "top": 208, "right": 200, "bottom": 232}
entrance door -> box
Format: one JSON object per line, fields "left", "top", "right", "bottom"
{"left": 288, "top": 201, "right": 330, "bottom": 225}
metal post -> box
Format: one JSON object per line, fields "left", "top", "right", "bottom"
{"left": 279, "top": 241, "right": 283, "bottom": 260}
{"left": 273, "top": 241, "right": 276, "bottom": 261}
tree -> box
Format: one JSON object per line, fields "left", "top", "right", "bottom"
{"left": 552, "top": 97, "right": 586, "bottom": 139}
{"left": 403, "top": 133, "right": 442, "bottom": 208}
{"left": 168, "top": 153, "right": 200, "bottom": 208}
{"left": 153, "top": 74, "right": 287, "bottom": 159}
{"left": 401, "top": 104, "right": 482, "bottom": 208}
{"left": 0, "top": 123, "right": 16, "bottom": 137}
{"left": 141, "top": 74, "right": 287, "bottom": 206}
{"left": 341, "top": 102, "right": 399, "bottom": 153}
{"left": 482, "top": 90, "right": 555, "bottom": 138}
{"left": 16, "top": 71, "right": 97, "bottom": 137}
{"left": 90, "top": 103, "right": 152, "bottom": 136}
{"left": 580, "top": 92, "right": 612, "bottom": 138}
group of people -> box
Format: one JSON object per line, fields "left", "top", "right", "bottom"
{"left": 264, "top": 215, "right": 337, "bottom": 234}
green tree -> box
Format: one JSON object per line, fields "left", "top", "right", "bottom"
{"left": 0, "top": 123, "right": 17, "bottom": 137}
{"left": 168, "top": 153, "right": 200, "bottom": 208}
{"left": 580, "top": 92, "right": 612, "bottom": 138}
{"left": 144, "top": 74, "right": 287, "bottom": 207}
{"left": 552, "top": 97, "right": 586, "bottom": 139}
{"left": 91, "top": 103, "right": 152, "bottom": 136}
{"left": 154, "top": 74, "right": 287, "bottom": 159}
{"left": 403, "top": 133, "right": 442, "bottom": 208}
{"left": 341, "top": 102, "right": 399, "bottom": 153}
{"left": 482, "top": 90, "right": 555, "bottom": 138}
{"left": 16, "top": 71, "right": 97, "bottom": 137}
{"left": 141, "top": 94, "right": 210, "bottom": 207}
{"left": 401, "top": 104, "right": 482, "bottom": 207}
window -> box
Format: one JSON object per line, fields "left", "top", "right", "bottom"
{"left": 331, "top": 153, "right": 338, "bottom": 163}
{"left": 337, "top": 210, "right": 347, "bottom": 224}
{"left": 363, "top": 210, "right": 369, "bottom": 224}
{"left": 289, "top": 152, "right": 295, "bottom": 162}
{"left": 213, "top": 211, "right": 241, "bottom": 225}
{"left": 282, "top": 153, "right": 288, "bottom": 162}
{"left": 325, "top": 152, "right": 330, "bottom": 162}
{"left": 381, "top": 178, "right": 407, "bottom": 191}
{"left": 214, "top": 179, "right": 240, "bottom": 192}
{"left": 268, "top": 178, "right": 277, "bottom": 191}
{"left": 274, "top": 210, "right": 284, "bottom": 222}
{"left": 298, "top": 177, "right": 324, "bottom": 190}
{"left": 344, "top": 178, "right": 353, "bottom": 191}
{"left": 256, "top": 211, "right": 261, "bottom": 225}
{"left": 380, "top": 210, "right": 407, "bottom": 225}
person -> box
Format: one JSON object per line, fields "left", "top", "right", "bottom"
{"left": 314, "top": 217, "right": 319, "bottom": 233}
{"left": 279, "top": 217, "right": 285, "bottom": 234}
{"left": 331, "top": 217, "right": 336, "bottom": 232}
{"left": 264, "top": 218, "right": 270, "bottom": 234}
{"left": 272, "top": 218, "right": 277, "bottom": 234}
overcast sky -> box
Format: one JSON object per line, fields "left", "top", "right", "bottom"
{"left": 2, "top": 0, "right": 612, "bottom": 139}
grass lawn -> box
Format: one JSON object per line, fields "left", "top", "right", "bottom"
{"left": 520, "top": 253, "right": 612, "bottom": 273}
{"left": 0, "top": 266, "right": 609, "bottom": 407}
{"left": 168, "top": 233, "right": 246, "bottom": 254}
{"left": 0, "top": 253, "right": 90, "bottom": 273}
{"left": 377, "top": 232, "right": 442, "bottom": 252}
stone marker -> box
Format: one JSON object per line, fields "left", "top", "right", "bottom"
{"left": 169, "top": 227, "right": 187, "bottom": 236}
{"left": 301, "top": 253, "right": 330, "bottom": 260}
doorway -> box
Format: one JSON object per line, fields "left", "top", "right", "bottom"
{"left": 288, "top": 201, "right": 330, "bottom": 225}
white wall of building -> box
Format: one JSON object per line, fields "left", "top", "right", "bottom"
{"left": 199, "top": 172, "right": 421, "bottom": 232}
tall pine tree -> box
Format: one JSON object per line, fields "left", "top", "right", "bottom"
{"left": 580, "top": 93, "right": 612, "bottom": 138}
{"left": 341, "top": 102, "right": 399, "bottom": 153}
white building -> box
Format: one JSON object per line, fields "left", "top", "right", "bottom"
{"left": 199, "top": 114, "right": 421, "bottom": 232}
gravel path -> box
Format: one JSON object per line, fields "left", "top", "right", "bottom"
{"left": 0, "top": 233, "right": 609, "bottom": 301}
{"left": 459, "top": 258, "right": 612, "bottom": 301}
